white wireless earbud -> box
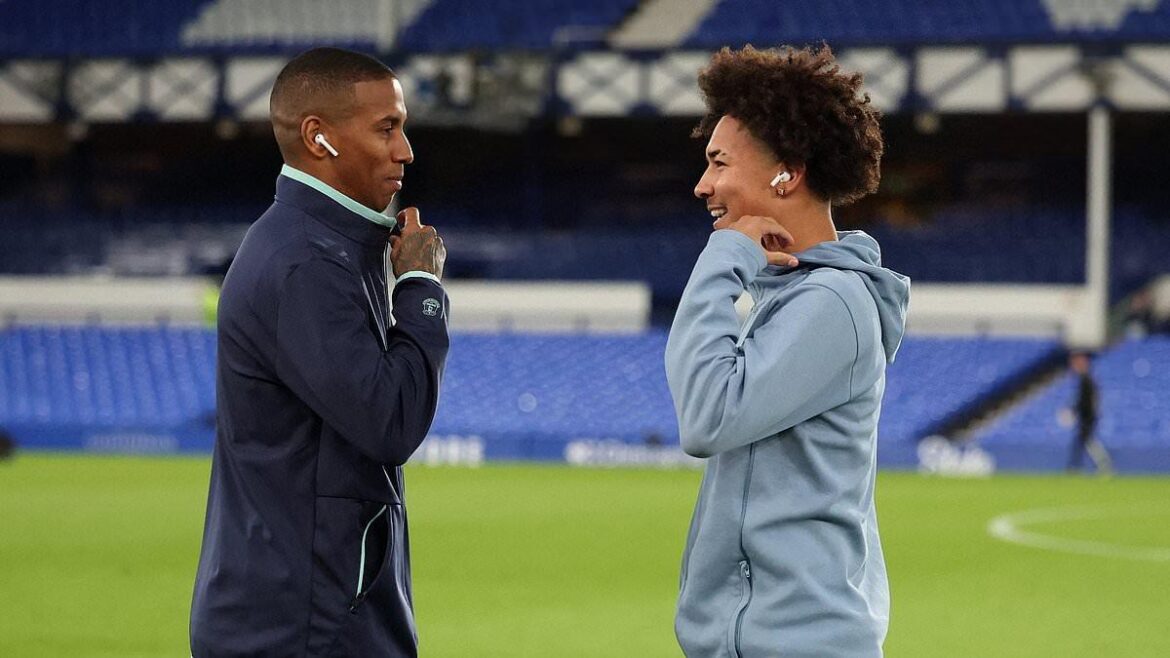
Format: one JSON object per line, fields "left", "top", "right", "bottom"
{"left": 314, "top": 133, "right": 340, "bottom": 157}
{"left": 769, "top": 171, "right": 792, "bottom": 187}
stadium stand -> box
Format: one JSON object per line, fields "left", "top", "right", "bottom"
{"left": 4, "top": 205, "right": 1167, "bottom": 303}
{"left": 685, "top": 0, "right": 1170, "bottom": 48}
{"left": 0, "top": 0, "right": 642, "bottom": 56}
{"left": 0, "top": 325, "right": 216, "bottom": 450}
{"left": 0, "top": 203, "right": 256, "bottom": 277}
{"left": 608, "top": 0, "right": 718, "bottom": 49}
{"left": 879, "top": 336, "right": 1062, "bottom": 463}
{"left": 6, "top": 0, "right": 1170, "bottom": 57}
{"left": 3, "top": 0, "right": 1169, "bottom": 473}
{"left": 180, "top": 0, "right": 432, "bottom": 53}
{"left": 867, "top": 205, "right": 1088, "bottom": 286}
{"left": 3, "top": 209, "right": 107, "bottom": 275}
{"left": 0, "top": 0, "right": 214, "bottom": 57}
{"left": 973, "top": 335, "right": 1170, "bottom": 472}
{"left": 397, "top": 0, "right": 642, "bottom": 51}
{"left": 0, "top": 324, "right": 1066, "bottom": 465}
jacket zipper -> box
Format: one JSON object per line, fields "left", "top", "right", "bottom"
{"left": 349, "top": 504, "right": 388, "bottom": 612}
{"left": 383, "top": 242, "right": 395, "bottom": 329}
{"left": 735, "top": 303, "right": 763, "bottom": 349}
{"left": 730, "top": 444, "right": 756, "bottom": 656}
{"left": 731, "top": 560, "right": 753, "bottom": 658}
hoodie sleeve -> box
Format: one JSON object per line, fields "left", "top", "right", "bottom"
{"left": 274, "top": 256, "right": 449, "bottom": 466}
{"left": 665, "top": 230, "right": 858, "bottom": 458}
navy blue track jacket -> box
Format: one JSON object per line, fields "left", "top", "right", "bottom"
{"left": 190, "top": 173, "right": 449, "bottom": 657}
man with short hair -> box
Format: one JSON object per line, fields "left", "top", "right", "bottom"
{"left": 190, "top": 47, "right": 448, "bottom": 657}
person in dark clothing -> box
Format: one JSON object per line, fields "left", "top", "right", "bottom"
{"left": 0, "top": 426, "right": 14, "bottom": 461}
{"left": 190, "top": 48, "right": 449, "bottom": 657}
{"left": 1068, "top": 352, "right": 1113, "bottom": 475}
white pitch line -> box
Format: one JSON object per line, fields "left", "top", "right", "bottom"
{"left": 987, "top": 504, "right": 1170, "bottom": 562}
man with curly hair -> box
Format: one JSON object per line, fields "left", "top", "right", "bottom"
{"left": 665, "top": 45, "right": 910, "bottom": 657}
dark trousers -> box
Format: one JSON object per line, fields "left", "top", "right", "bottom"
{"left": 1068, "top": 420, "right": 1113, "bottom": 473}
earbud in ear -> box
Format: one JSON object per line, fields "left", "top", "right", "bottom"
{"left": 314, "top": 133, "right": 340, "bottom": 157}
{"left": 770, "top": 171, "right": 792, "bottom": 187}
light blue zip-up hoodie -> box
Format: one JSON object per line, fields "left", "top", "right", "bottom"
{"left": 665, "top": 229, "right": 909, "bottom": 658}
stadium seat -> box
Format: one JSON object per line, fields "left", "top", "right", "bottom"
{"left": 0, "top": 324, "right": 1063, "bottom": 464}
{"left": 0, "top": 0, "right": 214, "bottom": 57}
{"left": 879, "top": 336, "right": 1061, "bottom": 451}
{"left": 684, "top": 0, "right": 1170, "bottom": 49}
{"left": 1, "top": 203, "right": 1167, "bottom": 304}
{"left": 339, "top": 0, "right": 640, "bottom": 52}
{"left": 973, "top": 336, "right": 1170, "bottom": 472}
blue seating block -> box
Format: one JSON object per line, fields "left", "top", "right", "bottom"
{"left": 974, "top": 336, "right": 1170, "bottom": 472}
{"left": 0, "top": 324, "right": 1067, "bottom": 465}
{"left": 0, "top": 0, "right": 214, "bottom": 57}
{"left": 879, "top": 336, "right": 1060, "bottom": 450}
{"left": 686, "top": 0, "right": 1170, "bottom": 48}
{"left": 397, "top": 0, "right": 641, "bottom": 51}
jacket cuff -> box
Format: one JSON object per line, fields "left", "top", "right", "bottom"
{"left": 395, "top": 271, "right": 442, "bottom": 287}
{"left": 709, "top": 229, "right": 768, "bottom": 282}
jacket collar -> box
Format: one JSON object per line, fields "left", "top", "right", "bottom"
{"left": 275, "top": 165, "right": 396, "bottom": 246}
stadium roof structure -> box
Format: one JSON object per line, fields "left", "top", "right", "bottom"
{"left": 2, "top": 0, "right": 1170, "bottom": 123}
{"left": 2, "top": 45, "right": 1169, "bottom": 125}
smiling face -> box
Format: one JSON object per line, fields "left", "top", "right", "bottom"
{"left": 694, "top": 115, "right": 783, "bottom": 227}
{"left": 325, "top": 77, "right": 414, "bottom": 211}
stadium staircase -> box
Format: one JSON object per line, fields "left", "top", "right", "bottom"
{"left": 937, "top": 352, "right": 1071, "bottom": 443}
{"left": 180, "top": 0, "right": 432, "bottom": 52}
{"left": 971, "top": 335, "right": 1170, "bottom": 473}
{"left": 398, "top": 0, "right": 643, "bottom": 51}
{"left": 1, "top": 0, "right": 645, "bottom": 56}
{"left": 608, "top": 0, "right": 720, "bottom": 50}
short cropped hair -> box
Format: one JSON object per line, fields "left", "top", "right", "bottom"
{"left": 268, "top": 48, "right": 397, "bottom": 161}
{"left": 270, "top": 47, "right": 395, "bottom": 119}
{"left": 693, "top": 45, "right": 883, "bottom": 206}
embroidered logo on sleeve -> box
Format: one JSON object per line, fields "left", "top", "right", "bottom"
{"left": 422, "top": 298, "right": 441, "bottom": 317}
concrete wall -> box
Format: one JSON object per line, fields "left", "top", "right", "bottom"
{"left": 906, "top": 284, "right": 1102, "bottom": 347}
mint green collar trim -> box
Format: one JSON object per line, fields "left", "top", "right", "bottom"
{"left": 280, "top": 164, "right": 397, "bottom": 229}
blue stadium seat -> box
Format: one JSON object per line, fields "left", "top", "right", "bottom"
{"left": 1, "top": 203, "right": 1167, "bottom": 302}
{"left": 974, "top": 336, "right": 1170, "bottom": 472}
{"left": 685, "top": 0, "right": 1170, "bottom": 49}
{"left": 0, "top": 325, "right": 217, "bottom": 449}
{"left": 6, "top": 0, "right": 1170, "bottom": 57}
{"left": 879, "top": 336, "right": 1061, "bottom": 449}
{"left": 0, "top": 0, "right": 215, "bottom": 57}
{"left": 392, "top": 0, "right": 641, "bottom": 51}
{"left": 1, "top": 324, "right": 1063, "bottom": 464}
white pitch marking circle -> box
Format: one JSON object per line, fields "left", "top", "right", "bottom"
{"left": 987, "top": 504, "right": 1170, "bottom": 562}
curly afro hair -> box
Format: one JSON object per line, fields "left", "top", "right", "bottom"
{"left": 694, "top": 44, "right": 883, "bottom": 206}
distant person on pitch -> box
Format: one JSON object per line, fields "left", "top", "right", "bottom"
{"left": 665, "top": 45, "right": 910, "bottom": 657}
{"left": 190, "top": 48, "right": 448, "bottom": 657}
{"left": 1067, "top": 352, "right": 1113, "bottom": 475}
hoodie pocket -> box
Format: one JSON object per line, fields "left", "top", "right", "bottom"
{"left": 726, "top": 560, "right": 753, "bottom": 658}
{"left": 349, "top": 504, "right": 390, "bottom": 613}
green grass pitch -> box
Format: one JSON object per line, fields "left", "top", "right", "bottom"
{"left": 2, "top": 454, "right": 1170, "bottom": 656}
